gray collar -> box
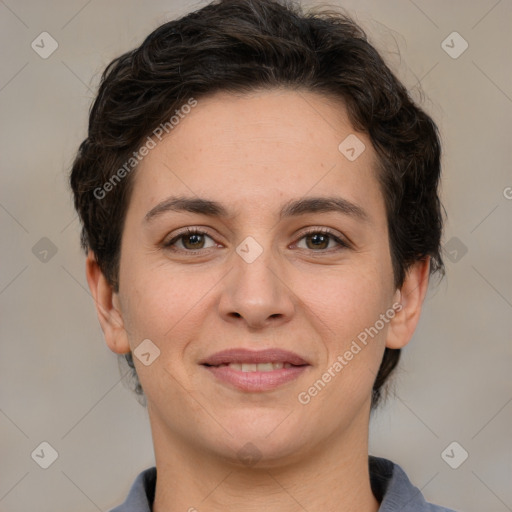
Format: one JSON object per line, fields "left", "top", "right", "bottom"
{"left": 109, "top": 456, "right": 458, "bottom": 511}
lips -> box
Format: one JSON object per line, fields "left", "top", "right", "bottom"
{"left": 200, "top": 348, "right": 310, "bottom": 392}
{"left": 200, "top": 348, "right": 309, "bottom": 367}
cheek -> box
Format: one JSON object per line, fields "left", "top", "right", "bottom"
{"left": 120, "top": 277, "right": 200, "bottom": 400}
{"left": 121, "top": 265, "right": 217, "bottom": 358}
{"left": 298, "top": 270, "right": 391, "bottom": 403}
{"left": 300, "top": 260, "right": 392, "bottom": 345}
{"left": 127, "top": 285, "right": 187, "bottom": 340}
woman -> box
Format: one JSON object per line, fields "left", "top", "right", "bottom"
{"left": 69, "top": 0, "right": 456, "bottom": 510}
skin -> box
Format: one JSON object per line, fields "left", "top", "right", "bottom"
{"left": 86, "top": 88, "right": 430, "bottom": 512}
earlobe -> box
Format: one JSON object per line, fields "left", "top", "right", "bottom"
{"left": 385, "top": 257, "right": 431, "bottom": 350}
{"left": 85, "top": 250, "right": 131, "bottom": 355}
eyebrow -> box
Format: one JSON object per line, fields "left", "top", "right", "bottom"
{"left": 144, "top": 195, "right": 370, "bottom": 224}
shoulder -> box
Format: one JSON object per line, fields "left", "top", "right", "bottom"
{"left": 108, "top": 466, "right": 156, "bottom": 512}
{"left": 369, "top": 456, "right": 460, "bottom": 511}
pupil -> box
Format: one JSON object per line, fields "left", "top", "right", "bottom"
{"left": 310, "top": 234, "right": 327, "bottom": 249}
{"left": 187, "top": 234, "right": 202, "bottom": 248}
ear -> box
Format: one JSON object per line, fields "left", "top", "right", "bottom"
{"left": 386, "top": 257, "right": 431, "bottom": 349}
{"left": 85, "top": 250, "right": 131, "bottom": 355}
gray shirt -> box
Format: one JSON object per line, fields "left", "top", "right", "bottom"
{"left": 109, "top": 456, "right": 459, "bottom": 511}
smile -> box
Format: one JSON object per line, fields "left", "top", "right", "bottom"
{"left": 214, "top": 362, "right": 294, "bottom": 371}
{"left": 200, "top": 348, "right": 310, "bottom": 392}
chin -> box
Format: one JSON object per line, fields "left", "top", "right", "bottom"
{"left": 203, "top": 409, "right": 315, "bottom": 467}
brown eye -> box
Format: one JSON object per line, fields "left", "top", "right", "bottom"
{"left": 181, "top": 232, "right": 206, "bottom": 250}
{"left": 296, "top": 229, "right": 349, "bottom": 251}
{"left": 164, "top": 229, "right": 216, "bottom": 252}
{"left": 305, "top": 233, "right": 330, "bottom": 250}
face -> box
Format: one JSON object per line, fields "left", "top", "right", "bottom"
{"left": 94, "top": 88, "right": 410, "bottom": 467}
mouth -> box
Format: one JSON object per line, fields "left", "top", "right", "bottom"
{"left": 209, "top": 362, "right": 297, "bottom": 371}
{"left": 200, "top": 348, "right": 310, "bottom": 392}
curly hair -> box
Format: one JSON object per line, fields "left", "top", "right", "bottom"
{"left": 69, "top": 0, "right": 444, "bottom": 410}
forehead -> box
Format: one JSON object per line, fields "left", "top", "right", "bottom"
{"left": 127, "top": 88, "right": 385, "bottom": 224}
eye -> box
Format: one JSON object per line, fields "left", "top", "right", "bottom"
{"left": 295, "top": 228, "right": 349, "bottom": 251}
{"left": 164, "top": 228, "right": 217, "bottom": 253}
{"left": 163, "top": 227, "right": 350, "bottom": 255}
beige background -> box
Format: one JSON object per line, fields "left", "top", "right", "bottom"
{"left": 1, "top": 1, "right": 511, "bottom": 511}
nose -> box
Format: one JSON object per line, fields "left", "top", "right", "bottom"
{"left": 217, "top": 240, "right": 296, "bottom": 331}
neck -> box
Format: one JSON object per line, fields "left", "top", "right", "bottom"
{"left": 151, "top": 406, "right": 380, "bottom": 512}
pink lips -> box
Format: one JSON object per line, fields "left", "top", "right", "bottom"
{"left": 200, "top": 348, "right": 309, "bottom": 366}
{"left": 200, "top": 348, "right": 310, "bottom": 392}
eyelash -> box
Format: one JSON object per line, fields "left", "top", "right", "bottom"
{"left": 163, "top": 227, "right": 350, "bottom": 254}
